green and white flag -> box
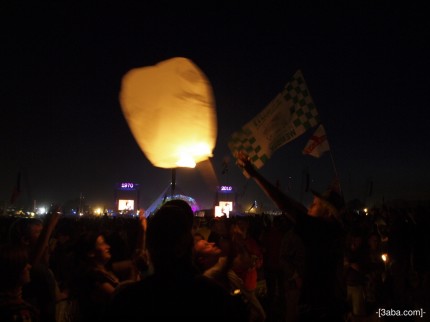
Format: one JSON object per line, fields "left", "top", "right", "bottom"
{"left": 228, "top": 70, "right": 319, "bottom": 169}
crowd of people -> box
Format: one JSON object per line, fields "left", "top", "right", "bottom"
{"left": 0, "top": 153, "right": 429, "bottom": 321}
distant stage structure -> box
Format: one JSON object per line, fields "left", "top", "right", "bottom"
{"left": 144, "top": 183, "right": 200, "bottom": 217}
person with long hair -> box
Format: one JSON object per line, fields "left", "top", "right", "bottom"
{"left": 0, "top": 243, "right": 40, "bottom": 321}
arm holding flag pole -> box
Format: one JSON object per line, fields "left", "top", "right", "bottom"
{"left": 234, "top": 151, "right": 307, "bottom": 223}
{"left": 234, "top": 148, "right": 346, "bottom": 224}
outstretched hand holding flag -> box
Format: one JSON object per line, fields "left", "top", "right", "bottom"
{"left": 228, "top": 70, "right": 319, "bottom": 170}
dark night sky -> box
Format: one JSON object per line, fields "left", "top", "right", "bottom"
{"left": 1, "top": 2, "right": 429, "bottom": 212}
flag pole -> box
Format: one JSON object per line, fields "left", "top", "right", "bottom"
{"left": 171, "top": 168, "right": 176, "bottom": 197}
{"left": 300, "top": 166, "right": 310, "bottom": 203}
{"left": 328, "top": 149, "right": 342, "bottom": 194}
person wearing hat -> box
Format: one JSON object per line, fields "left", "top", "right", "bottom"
{"left": 235, "top": 151, "right": 346, "bottom": 322}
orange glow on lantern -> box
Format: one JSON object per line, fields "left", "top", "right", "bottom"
{"left": 119, "top": 57, "right": 217, "bottom": 168}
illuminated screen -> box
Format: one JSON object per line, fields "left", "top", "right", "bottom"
{"left": 214, "top": 206, "right": 224, "bottom": 218}
{"left": 215, "top": 201, "right": 233, "bottom": 218}
{"left": 118, "top": 199, "right": 135, "bottom": 211}
{"left": 219, "top": 201, "right": 232, "bottom": 211}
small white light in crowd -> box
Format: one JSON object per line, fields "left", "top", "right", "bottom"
{"left": 231, "top": 289, "right": 241, "bottom": 296}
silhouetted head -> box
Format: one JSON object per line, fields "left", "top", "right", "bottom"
{"left": 162, "top": 199, "right": 194, "bottom": 230}
{"left": 8, "top": 217, "right": 43, "bottom": 247}
{"left": 146, "top": 204, "right": 194, "bottom": 273}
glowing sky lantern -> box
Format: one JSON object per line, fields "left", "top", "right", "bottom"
{"left": 120, "top": 57, "right": 217, "bottom": 168}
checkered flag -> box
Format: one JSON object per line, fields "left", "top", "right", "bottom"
{"left": 228, "top": 70, "right": 319, "bottom": 169}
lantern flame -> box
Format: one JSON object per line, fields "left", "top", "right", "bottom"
{"left": 175, "top": 143, "right": 213, "bottom": 168}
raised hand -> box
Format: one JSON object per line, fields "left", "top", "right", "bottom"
{"left": 234, "top": 151, "right": 257, "bottom": 178}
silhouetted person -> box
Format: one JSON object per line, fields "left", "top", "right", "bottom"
{"left": 106, "top": 203, "right": 246, "bottom": 321}
{"left": 0, "top": 243, "right": 40, "bottom": 321}
{"left": 193, "top": 231, "right": 261, "bottom": 322}
{"left": 8, "top": 206, "right": 61, "bottom": 322}
{"left": 71, "top": 229, "right": 140, "bottom": 322}
{"left": 344, "top": 229, "right": 368, "bottom": 320}
{"left": 234, "top": 151, "right": 346, "bottom": 322}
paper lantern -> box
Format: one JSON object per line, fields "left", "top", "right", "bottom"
{"left": 120, "top": 57, "right": 217, "bottom": 168}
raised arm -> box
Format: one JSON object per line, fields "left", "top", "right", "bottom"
{"left": 136, "top": 209, "right": 147, "bottom": 251}
{"left": 129, "top": 209, "right": 149, "bottom": 279}
{"left": 31, "top": 206, "right": 61, "bottom": 266}
{"left": 234, "top": 151, "right": 308, "bottom": 222}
